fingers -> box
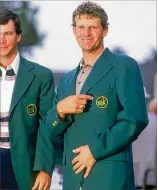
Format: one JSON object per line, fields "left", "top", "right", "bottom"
{"left": 57, "top": 94, "right": 93, "bottom": 115}
{"left": 38, "top": 183, "right": 45, "bottom": 190}
{"left": 73, "top": 105, "right": 86, "bottom": 114}
{"left": 43, "top": 183, "right": 50, "bottom": 190}
{"left": 76, "top": 99, "right": 87, "bottom": 106}
{"left": 73, "top": 95, "right": 93, "bottom": 110}
{"left": 76, "top": 94, "right": 93, "bottom": 101}
{"left": 75, "top": 165, "right": 86, "bottom": 174}
{"left": 75, "top": 95, "right": 91, "bottom": 111}
{"left": 72, "top": 155, "right": 79, "bottom": 165}
{"left": 32, "top": 176, "right": 50, "bottom": 190}
{"left": 73, "top": 164, "right": 93, "bottom": 178}
{"left": 73, "top": 162, "right": 81, "bottom": 171}
{"left": 80, "top": 105, "right": 85, "bottom": 109}
{"left": 33, "top": 181, "right": 48, "bottom": 190}
{"left": 73, "top": 162, "right": 93, "bottom": 177}
{"left": 75, "top": 96, "right": 92, "bottom": 109}
{"left": 32, "top": 178, "right": 39, "bottom": 190}
{"left": 84, "top": 166, "right": 92, "bottom": 178}
{"left": 72, "top": 147, "right": 82, "bottom": 154}
{"left": 32, "top": 171, "right": 51, "bottom": 190}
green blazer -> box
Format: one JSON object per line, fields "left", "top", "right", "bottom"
{"left": 9, "top": 56, "right": 55, "bottom": 190}
{"left": 46, "top": 48, "right": 148, "bottom": 190}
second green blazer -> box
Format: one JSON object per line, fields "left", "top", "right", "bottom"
{"left": 46, "top": 48, "right": 148, "bottom": 190}
{"left": 8, "top": 56, "right": 55, "bottom": 189}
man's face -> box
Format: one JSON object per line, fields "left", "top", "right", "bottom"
{"left": 73, "top": 15, "right": 108, "bottom": 53}
{"left": 0, "top": 20, "right": 21, "bottom": 58}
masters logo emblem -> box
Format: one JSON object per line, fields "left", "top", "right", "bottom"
{"left": 27, "top": 104, "right": 37, "bottom": 115}
{"left": 96, "top": 96, "right": 108, "bottom": 108}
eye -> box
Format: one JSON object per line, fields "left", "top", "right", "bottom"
{"left": 5, "top": 32, "right": 13, "bottom": 35}
{"left": 78, "top": 26, "right": 84, "bottom": 29}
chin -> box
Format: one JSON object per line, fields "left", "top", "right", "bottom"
{"left": 0, "top": 51, "right": 10, "bottom": 57}
{"left": 0, "top": 53, "right": 8, "bottom": 57}
{"left": 82, "top": 47, "right": 95, "bottom": 52}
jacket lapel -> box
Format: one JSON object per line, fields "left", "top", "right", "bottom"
{"left": 9, "top": 57, "right": 35, "bottom": 115}
{"left": 80, "top": 48, "right": 114, "bottom": 94}
{"left": 64, "top": 65, "right": 80, "bottom": 96}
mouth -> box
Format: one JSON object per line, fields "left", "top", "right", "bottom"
{"left": 83, "top": 39, "right": 93, "bottom": 41}
{"left": 0, "top": 47, "right": 8, "bottom": 50}
{"left": 82, "top": 39, "right": 94, "bottom": 45}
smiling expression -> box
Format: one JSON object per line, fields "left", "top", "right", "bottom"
{"left": 73, "top": 15, "right": 108, "bottom": 53}
{"left": 0, "top": 20, "right": 21, "bottom": 58}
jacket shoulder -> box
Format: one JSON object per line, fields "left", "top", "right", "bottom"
{"left": 21, "top": 56, "right": 53, "bottom": 77}
{"left": 113, "top": 53, "right": 140, "bottom": 72}
{"left": 60, "top": 67, "right": 78, "bottom": 83}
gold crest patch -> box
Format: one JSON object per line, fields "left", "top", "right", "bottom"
{"left": 27, "top": 104, "right": 37, "bottom": 115}
{"left": 96, "top": 96, "right": 108, "bottom": 108}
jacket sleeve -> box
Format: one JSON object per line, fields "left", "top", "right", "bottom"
{"left": 44, "top": 76, "right": 73, "bottom": 144}
{"left": 33, "top": 69, "right": 56, "bottom": 176}
{"left": 88, "top": 57, "right": 149, "bottom": 161}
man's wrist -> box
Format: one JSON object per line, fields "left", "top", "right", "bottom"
{"left": 57, "top": 103, "right": 66, "bottom": 121}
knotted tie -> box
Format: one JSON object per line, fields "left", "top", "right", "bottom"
{"left": 5, "top": 66, "right": 16, "bottom": 81}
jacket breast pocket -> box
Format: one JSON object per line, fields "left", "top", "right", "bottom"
{"left": 21, "top": 98, "right": 39, "bottom": 131}
{"left": 89, "top": 87, "right": 112, "bottom": 110}
{"left": 22, "top": 98, "right": 38, "bottom": 116}
{"left": 91, "top": 86, "right": 112, "bottom": 94}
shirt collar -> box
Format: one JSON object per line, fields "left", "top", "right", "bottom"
{"left": 79, "top": 59, "right": 93, "bottom": 69}
{"left": 79, "top": 49, "right": 104, "bottom": 69}
{"left": 9, "top": 52, "right": 20, "bottom": 75}
{"left": 0, "top": 52, "right": 20, "bottom": 75}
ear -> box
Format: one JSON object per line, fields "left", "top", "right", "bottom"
{"left": 73, "top": 26, "right": 76, "bottom": 36}
{"left": 16, "top": 34, "right": 21, "bottom": 43}
{"left": 103, "top": 27, "right": 108, "bottom": 38}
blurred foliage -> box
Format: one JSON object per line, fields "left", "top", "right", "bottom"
{"left": 112, "top": 47, "right": 127, "bottom": 55}
{"left": 0, "top": 1, "right": 45, "bottom": 54}
{"left": 139, "top": 48, "right": 157, "bottom": 105}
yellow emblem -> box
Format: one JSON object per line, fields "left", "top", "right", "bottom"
{"left": 27, "top": 104, "right": 37, "bottom": 115}
{"left": 96, "top": 96, "right": 108, "bottom": 108}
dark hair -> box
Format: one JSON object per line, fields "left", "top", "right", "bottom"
{"left": 72, "top": 1, "right": 109, "bottom": 29}
{"left": 0, "top": 8, "right": 22, "bottom": 35}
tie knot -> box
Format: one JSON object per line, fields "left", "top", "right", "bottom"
{"left": 5, "top": 66, "right": 16, "bottom": 80}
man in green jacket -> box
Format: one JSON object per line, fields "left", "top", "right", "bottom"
{"left": 0, "top": 8, "right": 55, "bottom": 190}
{"left": 46, "top": 1, "right": 148, "bottom": 190}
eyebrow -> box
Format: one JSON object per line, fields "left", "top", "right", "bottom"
{"left": 77, "top": 25, "right": 99, "bottom": 27}
{"left": 0, "top": 31, "right": 14, "bottom": 34}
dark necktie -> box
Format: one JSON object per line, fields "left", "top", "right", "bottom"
{"left": 0, "top": 69, "right": 2, "bottom": 80}
{"left": 5, "top": 66, "right": 16, "bottom": 81}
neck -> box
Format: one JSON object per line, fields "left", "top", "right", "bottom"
{"left": 82, "top": 45, "right": 104, "bottom": 66}
{"left": 0, "top": 51, "right": 18, "bottom": 69}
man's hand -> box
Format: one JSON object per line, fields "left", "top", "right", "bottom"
{"left": 72, "top": 145, "right": 96, "bottom": 178}
{"left": 57, "top": 94, "right": 93, "bottom": 120}
{"left": 32, "top": 171, "right": 51, "bottom": 190}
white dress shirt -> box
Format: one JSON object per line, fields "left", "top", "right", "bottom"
{"left": 0, "top": 52, "right": 20, "bottom": 148}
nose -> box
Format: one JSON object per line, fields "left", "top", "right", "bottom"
{"left": 0, "top": 34, "right": 6, "bottom": 45}
{"left": 84, "top": 27, "right": 92, "bottom": 36}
